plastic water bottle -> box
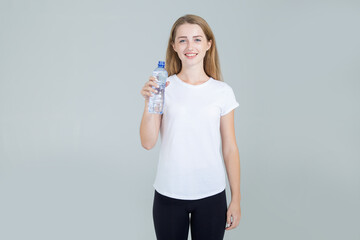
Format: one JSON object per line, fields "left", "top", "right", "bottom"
{"left": 148, "top": 61, "right": 168, "bottom": 114}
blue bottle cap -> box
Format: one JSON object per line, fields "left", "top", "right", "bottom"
{"left": 158, "top": 61, "right": 165, "bottom": 68}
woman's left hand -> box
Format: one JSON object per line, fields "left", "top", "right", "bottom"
{"left": 225, "top": 200, "right": 241, "bottom": 230}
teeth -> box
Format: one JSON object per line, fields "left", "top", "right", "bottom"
{"left": 186, "top": 53, "right": 196, "bottom": 56}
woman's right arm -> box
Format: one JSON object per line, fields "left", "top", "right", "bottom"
{"left": 139, "top": 77, "right": 169, "bottom": 150}
{"left": 140, "top": 100, "right": 162, "bottom": 150}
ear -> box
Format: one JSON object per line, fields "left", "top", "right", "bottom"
{"left": 207, "top": 39, "right": 212, "bottom": 51}
{"left": 172, "top": 42, "right": 175, "bottom": 51}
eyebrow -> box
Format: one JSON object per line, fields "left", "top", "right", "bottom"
{"left": 177, "top": 35, "right": 203, "bottom": 39}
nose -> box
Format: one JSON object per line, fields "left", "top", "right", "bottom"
{"left": 187, "top": 41, "right": 194, "bottom": 51}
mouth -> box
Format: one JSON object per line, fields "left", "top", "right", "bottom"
{"left": 184, "top": 53, "right": 198, "bottom": 59}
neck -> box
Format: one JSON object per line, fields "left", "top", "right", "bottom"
{"left": 177, "top": 62, "right": 209, "bottom": 84}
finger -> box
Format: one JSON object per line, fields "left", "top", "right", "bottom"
{"left": 145, "top": 77, "right": 157, "bottom": 86}
{"left": 232, "top": 216, "right": 238, "bottom": 227}
{"left": 226, "top": 224, "right": 235, "bottom": 231}
{"left": 227, "top": 216, "right": 240, "bottom": 230}
{"left": 226, "top": 213, "right": 232, "bottom": 228}
{"left": 149, "top": 76, "right": 157, "bottom": 81}
{"left": 147, "top": 80, "right": 159, "bottom": 89}
{"left": 226, "top": 218, "right": 235, "bottom": 230}
{"left": 141, "top": 85, "right": 156, "bottom": 97}
{"left": 226, "top": 223, "right": 233, "bottom": 230}
{"left": 147, "top": 86, "right": 158, "bottom": 93}
{"left": 141, "top": 89, "right": 153, "bottom": 98}
{"left": 147, "top": 91, "right": 153, "bottom": 97}
{"left": 148, "top": 77, "right": 158, "bottom": 85}
{"left": 140, "top": 89, "right": 147, "bottom": 97}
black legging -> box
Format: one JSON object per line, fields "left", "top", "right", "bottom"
{"left": 152, "top": 189, "right": 227, "bottom": 240}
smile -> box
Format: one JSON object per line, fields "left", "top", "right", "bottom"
{"left": 185, "top": 53, "right": 198, "bottom": 58}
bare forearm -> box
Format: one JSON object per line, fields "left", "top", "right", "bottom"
{"left": 140, "top": 100, "right": 162, "bottom": 149}
{"left": 223, "top": 149, "right": 241, "bottom": 202}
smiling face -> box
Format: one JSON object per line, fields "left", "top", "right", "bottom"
{"left": 172, "top": 23, "right": 212, "bottom": 68}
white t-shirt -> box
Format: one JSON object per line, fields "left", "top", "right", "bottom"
{"left": 153, "top": 74, "right": 239, "bottom": 200}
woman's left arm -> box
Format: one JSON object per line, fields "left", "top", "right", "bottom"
{"left": 220, "top": 110, "right": 241, "bottom": 230}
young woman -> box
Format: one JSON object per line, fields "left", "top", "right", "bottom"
{"left": 140, "top": 14, "right": 241, "bottom": 240}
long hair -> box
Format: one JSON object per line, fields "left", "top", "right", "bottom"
{"left": 165, "top": 14, "right": 223, "bottom": 81}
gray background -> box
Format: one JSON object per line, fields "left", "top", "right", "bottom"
{"left": 0, "top": 0, "right": 359, "bottom": 239}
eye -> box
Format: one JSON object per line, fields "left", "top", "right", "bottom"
{"left": 179, "top": 39, "right": 186, "bottom": 43}
{"left": 195, "top": 38, "right": 201, "bottom": 42}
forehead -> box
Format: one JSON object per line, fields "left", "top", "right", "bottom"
{"left": 175, "top": 23, "right": 206, "bottom": 38}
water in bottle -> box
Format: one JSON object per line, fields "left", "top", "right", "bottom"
{"left": 148, "top": 61, "right": 168, "bottom": 114}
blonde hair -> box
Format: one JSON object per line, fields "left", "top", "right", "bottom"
{"left": 165, "top": 14, "right": 223, "bottom": 81}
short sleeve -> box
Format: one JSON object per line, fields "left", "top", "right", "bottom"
{"left": 220, "top": 84, "right": 239, "bottom": 116}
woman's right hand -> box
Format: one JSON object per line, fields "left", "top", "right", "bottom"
{"left": 140, "top": 76, "right": 170, "bottom": 101}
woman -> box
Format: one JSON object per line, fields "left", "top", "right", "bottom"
{"left": 140, "top": 14, "right": 241, "bottom": 240}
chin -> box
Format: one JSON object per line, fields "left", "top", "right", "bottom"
{"left": 181, "top": 58, "right": 203, "bottom": 66}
